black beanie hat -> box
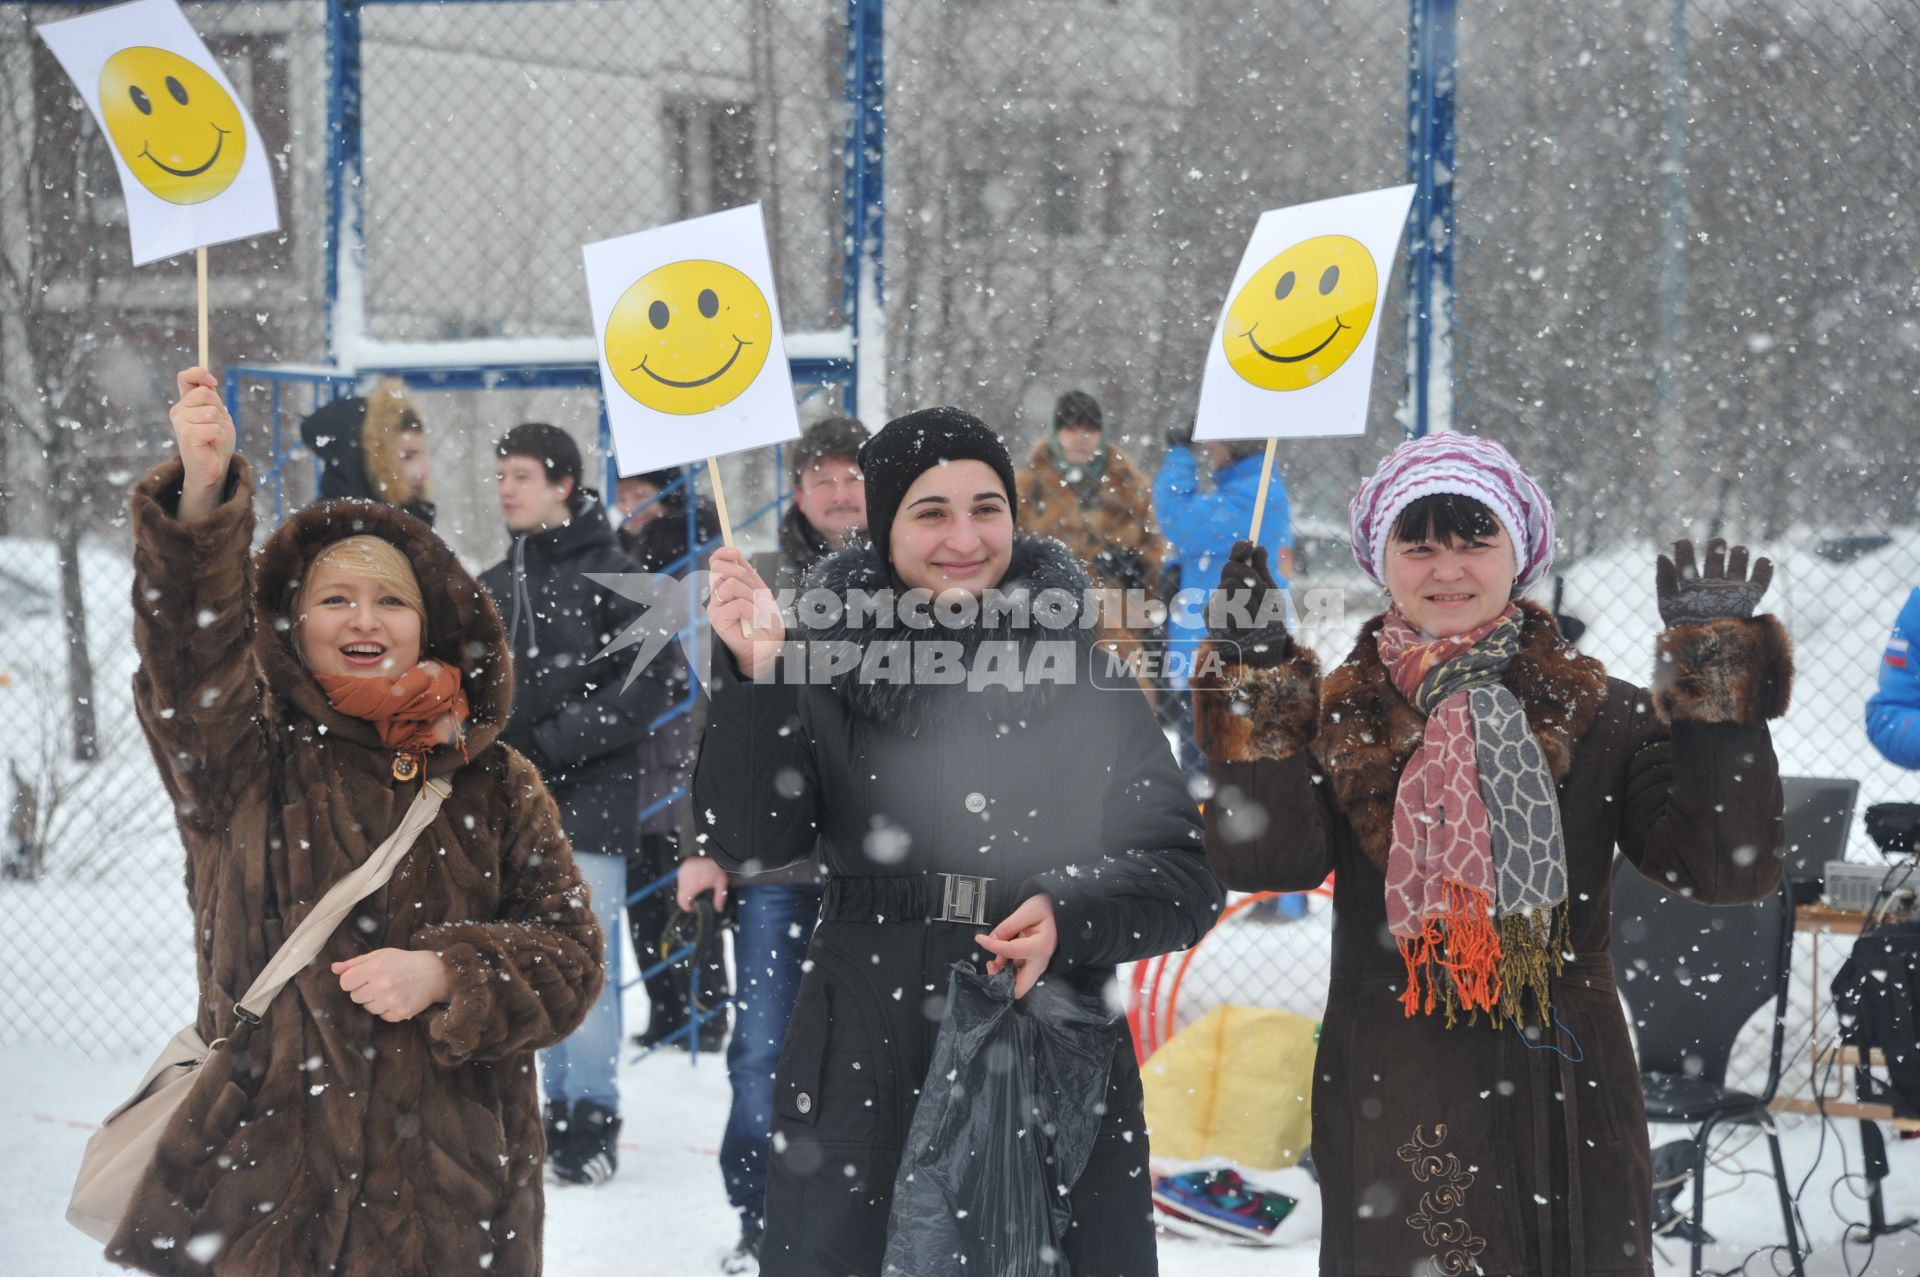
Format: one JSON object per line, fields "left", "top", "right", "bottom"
{"left": 859, "top": 407, "right": 1018, "bottom": 568}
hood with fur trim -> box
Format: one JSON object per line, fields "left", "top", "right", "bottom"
{"left": 796, "top": 533, "right": 1095, "bottom": 734}
{"left": 253, "top": 498, "right": 513, "bottom": 774}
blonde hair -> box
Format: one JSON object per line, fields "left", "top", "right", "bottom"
{"left": 297, "top": 536, "right": 426, "bottom": 621}
{"left": 361, "top": 378, "right": 428, "bottom": 505}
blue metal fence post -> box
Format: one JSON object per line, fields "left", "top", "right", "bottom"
{"left": 324, "top": 0, "right": 364, "bottom": 369}
{"left": 842, "top": 0, "right": 885, "bottom": 420}
{"left": 1406, "top": 0, "right": 1457, "bottom": 440}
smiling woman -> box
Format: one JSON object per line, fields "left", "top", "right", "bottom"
{"left": 100, "top": 366, "right": 607, "bottom": 1277}
{"left": 1195, "top": 431, "right": 1794, "bottom": 1277}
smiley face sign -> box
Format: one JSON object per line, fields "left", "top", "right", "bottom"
{"left": 584, "top": 205, "right": 801, "bottom": 475}
{"left": 99, "top": 46, "right": 247, "bottom": 205}
{"left": 1195, "top": 185, "right": 1415, "bottom": 441}
{"left": 1223, "top": 235, "right": 1379, "bottom": 391}
{"left": 38, "top": 0, "right": 279, "bottom": 264}
{"left": 604, "top": 260, "right": 774, "bottom": 415}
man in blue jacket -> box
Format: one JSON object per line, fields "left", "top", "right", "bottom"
{"left": 1868, "top": 586, "right": 1920, "bottom": 769}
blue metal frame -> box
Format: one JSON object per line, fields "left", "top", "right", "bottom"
{"left": 324, "top": 0, "right": 364, "bottom": 365}
{"left": 1406, "top": 0, "right": 1457, "bottom": 440}
{"left": 842, "top": 0, "right": 885, "bottom": 417}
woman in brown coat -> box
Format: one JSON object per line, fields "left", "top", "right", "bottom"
{"left": 1195, "top": 433, "right": 1791, "bottom": 1277}
{"left": 109, "top": 368, "right": 604, "bottom": 1276}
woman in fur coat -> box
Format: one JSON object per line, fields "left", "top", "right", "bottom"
{"left": 109, "top": 367, "right": 604, "bottom": 1276}
{"left": 1195, "top": 432, "right": 1791, "bottom": 1277}
{"left": 693, "top": 407, "right": 1224, "bottom": 1276}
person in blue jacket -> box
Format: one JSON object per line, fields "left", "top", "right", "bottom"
{"left": 1867, "top": 586, "right": 1920, "bottom": 769}
{"left": 1153, "top": 425, "right": 1295, "bottom": 789}
{"left": 1153, "top": 425, "right": 1294, "bottom": 680}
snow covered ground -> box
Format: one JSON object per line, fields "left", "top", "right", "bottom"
{"left": 7, "top": 1020, "right": 1920, "bottom": 1275}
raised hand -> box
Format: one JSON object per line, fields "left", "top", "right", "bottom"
{"left": 169, "top": 366, "right": 235, "bottom": 522}
{"left": 1656, "top": 537, "right": 1773, "bottom": 628}
{"left": 705, "top": 547, "right": 786, "bottom": 679}
{"left": 1207, "top": 540, "right": 1294, "bottom": 667}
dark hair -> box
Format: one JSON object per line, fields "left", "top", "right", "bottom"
{"left": 788, "top": 415, "right": 870, "bottom": 487}
{"left": 495, "top": 422, "right": 583, "bottom": 492}
{"left": 1053, "top": 389, "right": 1103, "bottom": 432}
{"left": 1390, "top": 492, "right": 1503, "bottom": 546}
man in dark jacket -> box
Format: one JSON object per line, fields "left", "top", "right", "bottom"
{"left": 677, "top": 414, "right": 868, "bottom": 1271}
{"left": 479, "top": 422, "right": 673, "bottom": 1186}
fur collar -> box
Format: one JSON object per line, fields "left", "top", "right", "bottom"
{"left": 1313, "top": 601, "right": 1607, "bottom": 871}
{"left": 798, "top": 534, "right": 1093, "bottom": 733}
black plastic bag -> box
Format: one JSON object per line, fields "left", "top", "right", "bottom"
{"left": 882, "top": 962, "right": 1124, "bottom": 1277}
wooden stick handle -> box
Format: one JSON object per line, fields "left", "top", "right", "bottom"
{"left": 1246, "top": 437, "right": 1279, "bottom": 545}
{"left": 707, "top": 456, "right": 751, "bottom": 635}
{"left": 196, "top": 246, "right": 209, "bottom": 371}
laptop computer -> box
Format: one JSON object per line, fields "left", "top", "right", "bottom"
{"left": 1781, "top": 776, "right": 1860, "bottom": 904}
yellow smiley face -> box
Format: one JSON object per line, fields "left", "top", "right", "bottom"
{"left": 605, "top": 260, "right": 774, "bottom": 415}
{"left": 1223, "top": 234, "right": 1379, "bottom": 391}
{"left": 98, "top": 47, "right": 247, "bottom": 206}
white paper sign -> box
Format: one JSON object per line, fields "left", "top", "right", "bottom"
{"left": 583, "top": 205, "right": 802, "bottom": 476}
{"left": 1194, "top": 184, "right": 1416, "bottom": 441}
{"left": 38, "top": 0, "right": 280, "bottom": 266}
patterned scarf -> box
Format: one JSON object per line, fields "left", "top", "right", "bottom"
{"left": 316, "top": 661, "right": 470, "bottom": 777}
{"left": 1379, "top": 606, "right": 1568, "bottom": 1028}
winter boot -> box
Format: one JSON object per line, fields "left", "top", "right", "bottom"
{"left": 551, "top": 1099, "right": 621, "bottom": 1186}
{"left": 720, "top": 1216, "right": 763, "bottom": 1274}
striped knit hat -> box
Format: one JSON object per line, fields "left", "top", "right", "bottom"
{"left": 1349, "top": 433, "right": 1556, "bottom": 592}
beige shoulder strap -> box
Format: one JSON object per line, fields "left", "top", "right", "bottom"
{"left": 233, "top": 777, "right": 450, "bottom": 1022}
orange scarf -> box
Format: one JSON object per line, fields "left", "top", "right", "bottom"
{"left": 316, "top": 662, "right": 469, "bottom": 774}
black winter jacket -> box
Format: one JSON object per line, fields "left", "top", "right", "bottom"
{"left": 691, "top": 536, "right": 1222, "bottom": 1274}
{"left": 480, "top": 493, "right": 674, "bottom": 856}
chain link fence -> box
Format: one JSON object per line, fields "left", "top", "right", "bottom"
{"left": 2, "top": 0, "right": 1916, "bottom": 1092}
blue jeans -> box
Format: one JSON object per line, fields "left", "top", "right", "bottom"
{"left": 722, "top": 882, "right": 824, "bottom": 1223}
{"left": 540, "top": 849, "right": 624, "bottom": 1113}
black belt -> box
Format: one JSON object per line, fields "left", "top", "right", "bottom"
{"left": 819, "top": 873, "right": 1017, "bottom": 928}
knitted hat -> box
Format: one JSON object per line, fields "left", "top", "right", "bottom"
{"left": 859, "top": 407, "right": 1018, "bottom": 569}
{"left": 1349, "top": 433, "right": 1556, "bottom": 592}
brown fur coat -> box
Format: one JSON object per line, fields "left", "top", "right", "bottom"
{"left": 1193, "top": 600, "right": 1792, "bottom": 1277}
{"left": 112, "top": 456, "right": 602, "bottom": 1276}
{"left": 1016, "top": 438, "right": 1165, "bottom": 590}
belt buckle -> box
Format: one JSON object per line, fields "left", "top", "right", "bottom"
{"left": 937, "top": 873, "right": 994, "bottom": 926}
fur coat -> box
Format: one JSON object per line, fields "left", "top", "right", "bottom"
{"left": 1015, "top": 438, "right": 1165, "bottom": 592}
{"left": 113, "top": 456, "right": 603, "bottom": 1276}
{"left": 1194, "top": 601, "right": 1792, "bottom": 1277}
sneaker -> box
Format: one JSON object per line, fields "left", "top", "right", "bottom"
{"left": 551, "top": 1100, "right": 621, "bottom": 1186}
{"left": 720, "top": 1217, "right": 762, "bottom": 1273}
{"left": 1152, "top": 1169, "right": 1295, "bottom": 1243}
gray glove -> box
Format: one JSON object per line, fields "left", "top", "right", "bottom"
{"left": 1656, "top": 537, "right": 1773, "bottom": 628}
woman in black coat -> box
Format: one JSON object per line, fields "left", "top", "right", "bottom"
{"left": 692, "top": 408, "right": 1225, "bottom": 1277}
